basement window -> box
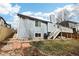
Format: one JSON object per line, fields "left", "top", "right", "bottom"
{"left": 35, "top": 33, "right": 41, "bottom": 37}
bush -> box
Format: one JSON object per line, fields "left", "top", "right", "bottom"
{"left": 0, "top": 26, "right": 15, "bottom": 42}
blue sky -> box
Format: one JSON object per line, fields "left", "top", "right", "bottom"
{"left": 0, "top": 3, "right": 73, "bottom": 21}
{"left": 0, "top": 3, "right": 79, "bottom": 28}
{"left": 17, "top": 3, "right": 69, "bottom": 12}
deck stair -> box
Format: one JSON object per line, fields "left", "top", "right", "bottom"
{"left": 48, "top": 28, "right": 60, "bottom": 39}
{"left": 48, "top": 24, "right": 73, "bottom": 39}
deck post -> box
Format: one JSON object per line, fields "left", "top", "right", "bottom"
{"left": 71, "top": 33, "right": 72, "bottom": 39}
{"left": 67, "top": 33, "right": 68, "bottom": 39}
{"left": 60, "top": 25, "right": 62, "bottom": 40}
{"left": 60, "top": 32, "right": 62, "bottom": 39}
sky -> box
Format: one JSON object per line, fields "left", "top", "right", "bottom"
{"left": 0, "top": 3, "right": 79, "bottom": 28}
{"left": 0, "top": 3, "right": 71, "bottom": 21}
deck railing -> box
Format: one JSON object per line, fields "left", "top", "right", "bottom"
{"left": 58, "top": 25, "right": 73, "bottom": 33}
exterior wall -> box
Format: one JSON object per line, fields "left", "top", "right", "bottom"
{"left": 17, "top": 17, "right": 47, "bottom": 39}
{"left": 17, "top": 18, "right": 29, "bottom": 39}
{"left": 50, "top": 14, "right": 57, "bottom": 23}
{"left": 33, "top": 21, "right": 47, "bottom": 38}
{"left": 48, "top": 22, "right": 55, "bottom": 32}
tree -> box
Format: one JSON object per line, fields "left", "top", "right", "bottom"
{"left": 55, "top": 9, "right": 70, "bottom": 23}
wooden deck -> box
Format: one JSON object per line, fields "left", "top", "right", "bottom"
{"left": 59, "top": 32, "right": 79, "bottom": 39}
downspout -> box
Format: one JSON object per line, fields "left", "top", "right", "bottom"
{"left": 47, "top": 22, "right": 48, "bottom": 34}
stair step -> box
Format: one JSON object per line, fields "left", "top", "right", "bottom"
{"left": 48, "top": 29, "right": 60, "bottom": 39}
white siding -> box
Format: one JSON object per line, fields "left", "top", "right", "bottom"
{"left": 48, "top": 23, "right": 55, "bottom": 32}
{"left": 17, "top": 17, "right": 47, "bottom": 39}
{"left": 17, "top": 18, "right": 30, "bottom": 39}
{"left": 33, "top": 21, "right": 47, "bottom": 38}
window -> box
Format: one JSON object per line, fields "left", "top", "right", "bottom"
{"left": 35, "top": 33, "right": 41, "bottom": 37}
{"left": 35, "top": 21, "right": 41, "bottom": 27}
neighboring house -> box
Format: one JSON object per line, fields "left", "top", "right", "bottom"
{"left": 0, "top": 16, "right": 11, "bottom": 28}
{"left": 17, "top": 14, "right": 50, "bottom": 39}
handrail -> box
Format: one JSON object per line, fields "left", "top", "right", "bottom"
{"left": 59, "top": 25, "right": 73, "bottom": 33}
{"left": 48, "top": 28, "right": 60, "bottom": 39}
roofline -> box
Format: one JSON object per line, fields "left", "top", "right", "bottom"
{"left": 67, "top": 20, "right": 79, "bottom": 24}
{"left": 0, "top": 16, "right": 7, "bottom": 24}
{"left": 17, "top": 13, "right": 50, "bottom": 23}
{"left": 57, "top": 20, "right": 79, "bottom": 24}
{"left": 0, "top": 16, "right": 11, "bottom": 27}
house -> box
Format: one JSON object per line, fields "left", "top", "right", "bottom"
{"left": 17, "top": 13, "right": 79, "bottom": 40}
{"left": 17, "top": 14, "right": 50, "bottom": 39}
{"left": 0, "top": 16, "right": 11, "bottom": 28}
{"left": 47, "top": 13, "right": 79, "bottom": 39}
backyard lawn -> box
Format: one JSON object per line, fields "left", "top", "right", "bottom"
{"left": 30, "top": 39, "right": 79, "bottom": 56}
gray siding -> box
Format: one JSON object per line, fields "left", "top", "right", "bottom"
{"left": 17, "top": 17, "right": 47, "bottom": 39}
{"left": 17, "top": 18, "right": 29, "bottom": 39}
{"left": 48, "top": 23, "right": 56, "bottom": 32}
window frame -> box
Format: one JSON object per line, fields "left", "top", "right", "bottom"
{"left": 35, "top": 21, "right": 41, "bottom": 27}
{"left": 35, "top": 33, "right": 41, "bottom": 37}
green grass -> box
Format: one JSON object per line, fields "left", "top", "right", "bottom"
{"left": 31, "top": 39, "right": 79, "bottom": 56}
